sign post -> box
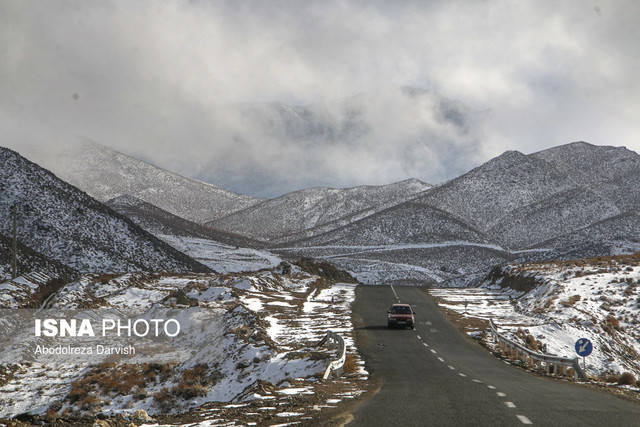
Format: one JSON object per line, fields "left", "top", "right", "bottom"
{"left": 575, "top": 338, "right": 593, "bottom": 371}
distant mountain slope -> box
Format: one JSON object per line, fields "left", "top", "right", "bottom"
{"left": 421, "top": 150, "right": 574, "bottom": 231}
{"left": 209, "top": 179, "right": 432, "bottom": 241}
{"left": 106, "top": 195, "right": 262, "bottom": 248}
{"left": 532, "top": 211, "right": 640, "bottom": 258}
{"left": 0, "top": 147, "right": 211, "bottom": 274}
{"left": 487, "top": 187, "right": 621, "bottom": 250}
{"left": 530, "top": 141, "right": 640, "bottom": 211}
{"left": 275, "top": 142, "right": 640, "bottom": 285}
{"left": 288, "top": 200, "right": 491, "bottom": 247}
{"left": 48, "top": 142, "right": 262, "bottom": 224}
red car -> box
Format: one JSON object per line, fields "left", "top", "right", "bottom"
{"left": 387, "top": 303, "right": 415, "bottom": 329}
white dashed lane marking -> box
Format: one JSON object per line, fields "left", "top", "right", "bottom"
{"left": 411, "top": 319, "right": 532, "bottom": 426}
{"left": 390, "top": 285, "right": 400, "bottom": 302}
{"left": 517, "top": 415, "right": 532, "bottom": 424}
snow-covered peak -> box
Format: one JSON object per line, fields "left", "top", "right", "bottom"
{"left": 40, "top": 141, "right": 262, "bottom": 224}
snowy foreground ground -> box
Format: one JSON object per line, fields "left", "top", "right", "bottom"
{"left": 0, "top": 265, "right": 367, "bottom": 425}
{"left": 431, "top": 257, "right": 640, "bottom": 388}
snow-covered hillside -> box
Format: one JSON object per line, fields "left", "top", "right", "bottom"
{"left": 45, "top": 142, "right": 262, "bottom": 224}
{"left": 287, "top": 200, "right": 491, "bottom": 247}
{"left": 106, "top": 195, "right": 261, "bottom": 248}
{"left": 422, "top": 150, "right": 574, "bottom": 231}
{"left": 210, "top": 179, "right": 431, "bottom": 242}
{"left": 0, "top": 147, "right": 209, "bottom": 275}
{"left": 9, "top": 140, "right": 640, "bottom": 288}
{"left": 433, "top": 252, "right": 640, "bottom": 383}
{"left": 106, "top": 195, "right": 284, "bottom": 274}
{"left": 274, "top": 142, "right": 640, "bottom": 285}
{"left": 531, "top": 142, "right": 640, "bottom": 212}
{"left": 0, "top": 266, "right": 366, "bottom": 425}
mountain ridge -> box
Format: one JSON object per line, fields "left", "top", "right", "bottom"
{"left": 0, "top": 147, "right": 211, "bottom": 276}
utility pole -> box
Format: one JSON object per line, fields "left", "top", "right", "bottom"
{"left": 12, "top": 204, "right": 17, "bottom": 279}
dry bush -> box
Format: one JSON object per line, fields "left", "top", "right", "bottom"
{"left": 560, "top": 295, "right": 582, "bottom": 307}
{"left": 619, "top": 372, "right": 636, "bottom": 385}
{"left": 606, "top": 315, "right": 621, "bottom": 330}
{"left": 68, "top": 383, "right": 89, "bottom": 403}
{"left": 173, "top": 383, "right": 208, "bottom": 400}
{"left": 342, "top": 353, "right": 358, "bottom": 375}
{"left": 180, "top": 364, "right": 208, "bottom": 385}
{"left": 625, "top": 283, "right": 637, "bottom": 297}
{"left": 603, "top": 373, "right": 620, "bottom": 383}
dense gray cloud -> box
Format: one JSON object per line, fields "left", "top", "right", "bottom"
{"left": 1, "top": 0, "right": 639, "bottom": 197}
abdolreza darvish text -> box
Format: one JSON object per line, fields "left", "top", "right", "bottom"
{"left": 34, "top": 344, "right": 136, "bottom": 355}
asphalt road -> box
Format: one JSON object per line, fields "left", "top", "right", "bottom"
{"left": 347, "top": 285, "right": 640, "bottom": 426}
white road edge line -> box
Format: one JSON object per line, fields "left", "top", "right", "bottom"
{"left": 516, "top": 414, "right": 532, "bottom": 424}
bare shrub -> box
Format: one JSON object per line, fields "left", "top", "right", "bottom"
{"left": 173, "top": 383, "right": 208, "bottom": 400}
{"left": 342, "top": 353, "right": 358, "bottom": 375}
{"left": 619, "top": 372, "right": 636, "bottom": 385}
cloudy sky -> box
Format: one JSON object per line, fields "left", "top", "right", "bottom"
{"left": 1, "top": 0, "right": 639, "bottom": 197}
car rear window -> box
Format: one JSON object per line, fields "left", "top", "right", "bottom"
{"left": 390, "top": 306, "right": 412, "bottom": 314}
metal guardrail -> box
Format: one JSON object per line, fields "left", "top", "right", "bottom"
{"left": 489, "top": 319, "right": 587, "bottom": 381}
{"left": 317, "top": 331, "right": 346, "bottom": 380}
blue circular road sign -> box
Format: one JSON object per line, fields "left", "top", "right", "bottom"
{"left": 575, "top": 338, "right": 593, "bottom": 357}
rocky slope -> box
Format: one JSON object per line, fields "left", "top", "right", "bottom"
{"left": 209, "top": 179, "right": 432, "bottom": 242}
{"left": 0, "top": 147, "right": 210, "bottom": 275}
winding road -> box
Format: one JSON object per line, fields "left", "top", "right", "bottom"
{"left": 347, "top": 285, "right": 640, "bottom": 426}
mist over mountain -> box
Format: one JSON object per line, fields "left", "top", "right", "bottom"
{"left": 50, "top": 142, "right": 262, "bottom": 223}
{"left": 22, "top": 87, "right": 486, "bottom": 199}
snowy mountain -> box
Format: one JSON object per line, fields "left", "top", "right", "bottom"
{"left": 421, "top": 150, "right": 574, "bottom": 231}
{"left": 274, "top": 142, "right": 640, "bottom": 285}
{"left": 486, "top": 187, "right": 621, "bottom": 250}
{"left": 46, "top": 142, "right": 262, "bottom": 224}
{"left": 0, "top": 147, "right": 210, "bottom": 275}
{"left": 287, "top": 200, "right": 491, "bottom": 247}
{"left": 209, "top": 178, "right": 432, "bottom": 242}
{"left": 106, "top": 195, "right": 282, "bottom": 274}
{"left": 531, "top": 142, "right": 640, "bottom": 212}
{"left": 106, "top": 195, "right": 262, "bottom": 248}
